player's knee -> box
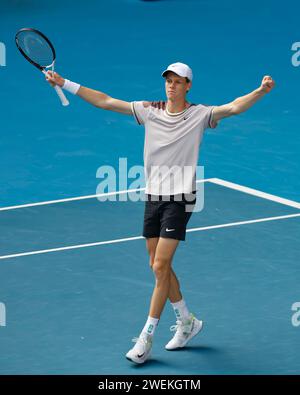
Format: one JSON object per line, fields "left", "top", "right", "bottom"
{"left": 152, "top": 257, "right": 171, "bottom": 279}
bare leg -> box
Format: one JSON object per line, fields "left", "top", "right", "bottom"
{"left": 148, "top": 237, "right": 179, "bottom": 319}
{"left": 146, "top": 237, "right": 182, "bottom": 304}
{"left": 168, "top": 268, "right": 182, "bottom": 303}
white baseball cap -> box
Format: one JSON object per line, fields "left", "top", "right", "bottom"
{"left": 161, "top": 62, "right": 193, "bottom": 81}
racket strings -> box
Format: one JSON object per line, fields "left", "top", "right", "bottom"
{"left": 17, "top": 31, "right": 54, "bottom": 68}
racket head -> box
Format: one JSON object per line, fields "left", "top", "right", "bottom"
{"left": 15, "top": 28, "right": 56, "bottom": 71}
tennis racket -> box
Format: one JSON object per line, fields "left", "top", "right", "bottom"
{"left": 15, "top": 28, "right": 69, "bottom": 106}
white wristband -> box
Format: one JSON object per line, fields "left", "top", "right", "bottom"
{"left": 62, "top": 79, "right": 80, "bottom": 95}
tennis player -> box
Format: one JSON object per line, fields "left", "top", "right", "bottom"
{"left": 46, "top": 63, "right": 275, "bottom": 364}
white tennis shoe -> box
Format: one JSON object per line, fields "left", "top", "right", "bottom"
{"left": 126, "top": 333, "right": 153, "bottom": 364}
{"left": 165, "top": 313, "right": 203, "bottom": 350}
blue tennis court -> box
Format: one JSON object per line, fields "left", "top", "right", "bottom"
{"left": 0, "top": 0, "right": 299, "bottom": 375}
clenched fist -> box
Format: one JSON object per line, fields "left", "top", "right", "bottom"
{"left": 260, "top": 75, "right": 275, "bottom": 93}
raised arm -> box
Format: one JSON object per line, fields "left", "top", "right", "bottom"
{"left": 45, "top": 71, "right": 132, "bottom": 115}
{"left": 211, "top": 75, "right": 275, "bottom": 124}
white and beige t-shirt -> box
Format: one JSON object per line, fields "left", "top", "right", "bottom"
{"left": 131, "top": 101, "right": 217, "bottom": 195}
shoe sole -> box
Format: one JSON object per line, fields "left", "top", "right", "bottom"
{"left": 165, "top": 320, "right": 204, "bottom": 351}
{"left": 126, "top": 355, "right": 150, "bottom": 364}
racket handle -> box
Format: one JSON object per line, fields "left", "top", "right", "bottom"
{"left": 43, "top": 70, "right": 69, "bottom": 106}
{"left": 54, "top": 85, "right": 69, "bottom": 106}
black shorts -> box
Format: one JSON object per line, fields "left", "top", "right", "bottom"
{"left": 142, "top": 192, "right": 196, "bottom": 241}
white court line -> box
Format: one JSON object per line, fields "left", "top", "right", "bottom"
{"left": 209, "top": 178, "right": 300, "bottom": 209}
{"left": 0, "top": 212, "right": 299, "bottom": 261}
{"left": 1, "top": 177, "right": 299, "bottom": 212}
{"left": 0, "top": 178, "right": 212, "bottom": 212}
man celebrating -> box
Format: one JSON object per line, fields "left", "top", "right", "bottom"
{"left": 46, "top": 62, "right": 275, "bottom": 364}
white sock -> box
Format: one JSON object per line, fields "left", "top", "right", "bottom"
{"left": 140, "top": 316, "right": 159, "bottom": 337}
{"left": 171, "top": 299, "right": 191, "bottom": 322}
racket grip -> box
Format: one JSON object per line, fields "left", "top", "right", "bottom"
{"left": 54, "top": 85, "right": 69, "bottom": 106}
{"left": 43, "top": 70, "right": 69, "bottom": 106}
